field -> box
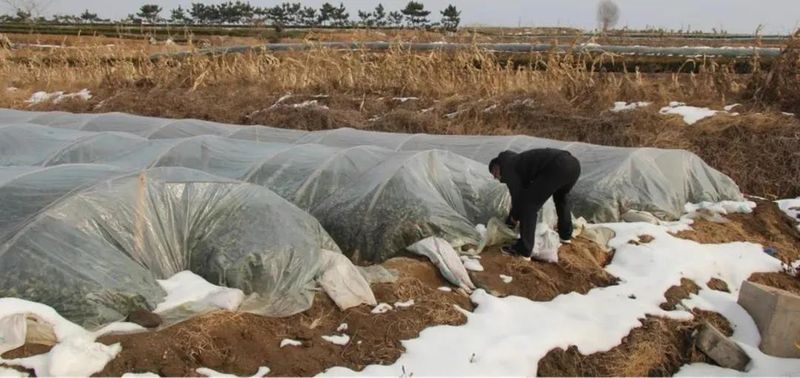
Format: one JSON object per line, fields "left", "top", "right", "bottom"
{"left": 1, "top": 27, "right": 800, "bottom": 377}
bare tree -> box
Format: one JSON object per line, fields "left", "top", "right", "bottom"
{"left": 596, "top": 0, "right": 619, "bottom": 32}
{"left": 1, "top": 0, "right": 54, "bottom": 17}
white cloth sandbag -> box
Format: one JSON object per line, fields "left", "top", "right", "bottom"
{"left": 407, "top": 237, "right": 476, "bottom": 292}
{"left": 0, "top": 314, "right": 27, "bottom": 355}
{"left": 533, "top": 224, "right": 560, "bottom": 263}
{"left": 318, "top": 250, "right": 377, "bottom": 310}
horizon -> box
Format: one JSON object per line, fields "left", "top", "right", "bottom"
{"left": 3, "top": 0, "right": 798, "bottom": 34}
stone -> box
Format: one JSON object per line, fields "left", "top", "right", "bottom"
{"left": 737, "top": 281, "right": 800, "bottom": 358}
{"left": 696, "top": 321, "right": 751, "bottom": 371}
{"left": 126, "top": 309, "right": 163, "bottom": 329}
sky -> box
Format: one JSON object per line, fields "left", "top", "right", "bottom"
{"left": 11, "top": 0, "right": 800, "bottom": 34}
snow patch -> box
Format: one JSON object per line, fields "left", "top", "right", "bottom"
{"left": 196, "top": 366, "right": 270, "bottom": 377}
{"left": 337, "top": 323, "right": 348, "bottom": 332}
{"left": 684, "top": 200, "right": 756, "bottom": 216}
{"left": 724, "top": 103, "right": 741, "bottom": 111}
{"left": 659, "top": 102, "right": 722, "bottom": 125}
{"left": 460, "top": 256, "right": 484, "bottom": 272}
{"left": 371, "top": 303, "right": 393, "bottom": 314}
{"left": 291, "top": 100, "right": 329, "bottom": 110}
{"left": 154, "top": 271, "right": 245, "bottom": 313}
{"left": 776, "top": 197, "right": 800, "bottom": 222}
{"left": 322, "top": 203, "right": 787, "bottom": 376}
{"left": 0, "top": 367, "right": 27, "bottom": 377}
{"left": 26, "top": 89, "right": 92, "bottom": 105}
{"left": 121, "top": 373, "right": 159, "bottom": 378}
{"left": 437, "top": 287, "right": 452, "bottom": 292}
{"left": 0, "top": 298, "right": 131, "bottom": 377}
{"left": 610, "top": 101, "right": 651, "bottom": 112}
{"left": 394, "top": 300, "right": 415, "bottom": 308}
{"left": 280, "top": 339, "right": 302, "bottom": 348}
{"left": 322, "top": 334, "right": 350, "bottom": 346}
{"left": 499, "top": 275, "right": 513, "bottom": 284}
{"left": 392, "top": 97, "right": 418, "bottom": 103}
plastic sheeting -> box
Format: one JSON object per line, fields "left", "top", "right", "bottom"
{"left": 0, "top": 124, "right": 510, "bottom": 262}
{"left": 0, "top": 165, "right": 344, "bottom": 327}
{"left": 0, "top": 109, "right": 744, "bottom": 222}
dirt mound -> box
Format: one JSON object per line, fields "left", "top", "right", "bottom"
{"left": 470, "top": 240, "right": 617, "bottom": 300}
{"left": 538, "top": 312, "right": 731, "bottom": 377}
{"left": 660, "top": 278, "right": 701, "bottom": 311}
{"left": 675, "top": 200, "right": 800, "bottom": 261}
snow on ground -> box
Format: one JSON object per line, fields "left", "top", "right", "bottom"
{"left": 322, "top": 334, "right": 350, "bottom": 346}
{"left": 610, "top": 101, "right": 652, "bottom": 112}
{"left": 322, "top": 201, "right": 796, "bottom": 376}
{"left": 460, "top": 256, "right": 484, "bottom": 272}
{"left": 370, "top": 303, "right": 393, "bottom": 314}
{"left": 0, "top": 299, "right": 143, "bottom": 377}
{"left": 0, "top": 367, "right": 27, "bottom": 377}
{"left": 685, "top": 200, "right": 756, "bottom": 216}
{"left": 290, "top": 100, "right": 329, "bottom": 110}
{"left": 337, "top": 323, "right": 348, "bottom": 332}
{"left": 499, "top": 275, "right": 513, "bottom": 284}
{"left": 280, "top": 339, "right": 302, "bottom": 348}
{"left": 676, "top": 287, "right": 800, "bottom": 376}
{"left": 197, "top": 366, "right": 270, "bottom": 378}
{"left": 659, "top": 101, "right": 737, "bottom": 125}
{"left": 121, "top": 373, "right": 159, "bottom": 378}
{"left": 154, "top": 271, "right": 244, "bottom": 313}
{"left": 724, "top": 103, "right": 741, "bottom": 111}
{"left": 392, "top": 97, "right": 418, "bottom": 103}
{"left": 776, "top": 198, "right": 800, "bottom": 221}
{"left": 394, "top": 300, "right": 415, "bottom": 309}
{"left": 437, "top": 287, "right": 452, "bottom": 292}
{"left": 25, "top": 89, "right": 91, "bottom": 105}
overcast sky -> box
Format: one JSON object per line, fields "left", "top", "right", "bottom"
{"left": 14, "top": 0, "right": 800, "bottom": 34}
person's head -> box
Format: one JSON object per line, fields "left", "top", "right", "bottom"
{"left": 489, "top": 158, "right": 501, "bottom": 180}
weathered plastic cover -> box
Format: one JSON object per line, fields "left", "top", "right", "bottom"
{"left": 0, "top": 109, "right": 744, "bottom": 222}
{"left": 0, "top": 165, "right": 342, "bottom": 326}
{"left": 0, "top": 123, "right": 509, "bottom": 262}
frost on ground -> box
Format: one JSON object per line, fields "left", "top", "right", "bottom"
{"left": 280, "top": 339, "right": 302, "bottom": 348}
{"left": 610, "top": 101, "right": 651, "bottom": 112}
{"left": 659, "top": 101, "right": 737, "bottom": 125}
{"left": 196, "top": 366, "right": 270, "bottom": 378}
{"left": 323, "top": 201, "right": 797, "bottom": 376}
{"left": 25, "top": 89, "right": 91, "bottom": 105}
{"left": 394, "top": 300, "right": 415, "bottom": 308}
{"left": 322, "top": 334, "right": 350, "bottom": 346}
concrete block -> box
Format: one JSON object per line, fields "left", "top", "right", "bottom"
{"left": 738, "top": 280, "right": 800, "bottom": 358}
{"left": 697, "top": 321, "right": 751, "bottom": 371}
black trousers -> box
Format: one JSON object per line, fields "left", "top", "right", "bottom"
{"left": 513, "top": 153, "right": 581, "bottom": 257}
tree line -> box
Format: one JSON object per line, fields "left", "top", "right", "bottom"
{"left": 2, "top": 1, "right": 462, "bottom": 31}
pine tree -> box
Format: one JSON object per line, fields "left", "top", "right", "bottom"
{"left": 137, "top": 4, "right": 163, "bottom": 24}
{"left": 400, "top": 1, "right": 429, "bottom": 28}
{"left": 440, "top": 4, "right": 460, "bottom": 31}
{"left": 373, "top": 4, "right": 387, "bottom": 27}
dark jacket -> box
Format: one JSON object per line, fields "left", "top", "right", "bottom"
{"left": 494, "top": 148, "right": 570, "bottom": 219}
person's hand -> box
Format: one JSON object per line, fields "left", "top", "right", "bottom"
{"left": 505, "top": 215, "right": 518, "bottom": 227}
